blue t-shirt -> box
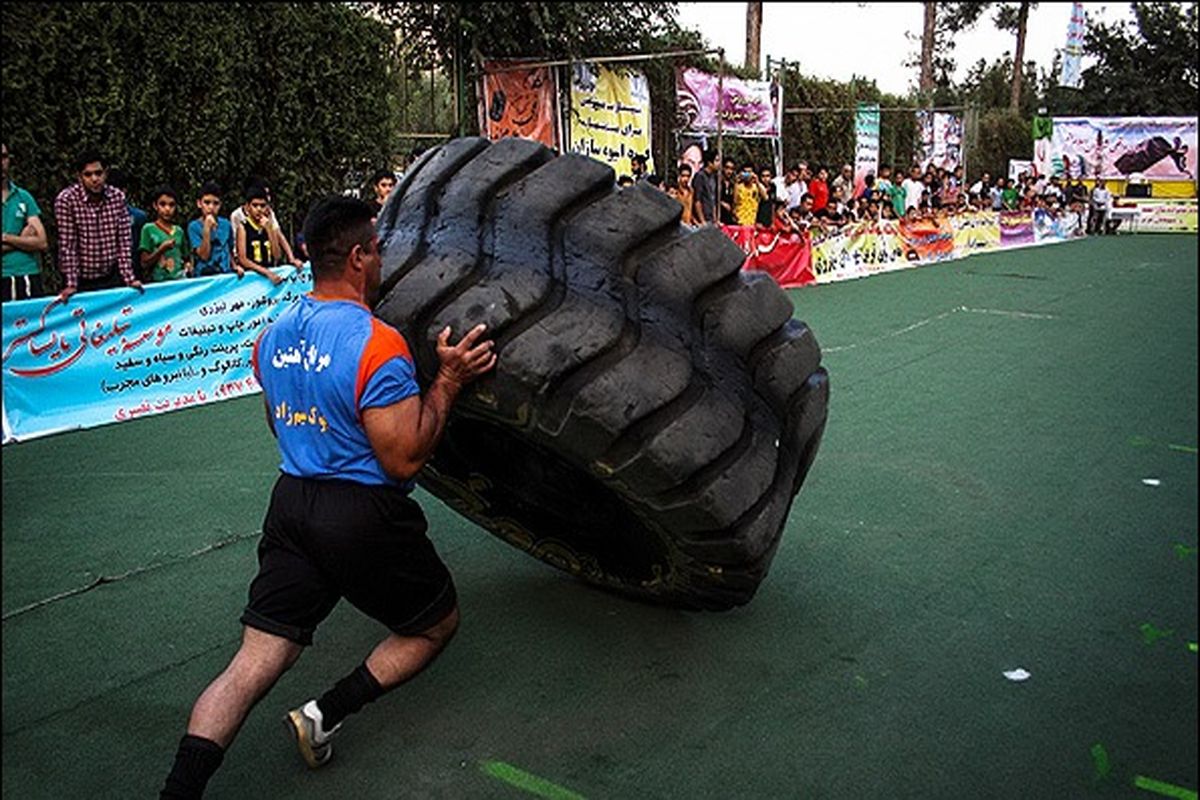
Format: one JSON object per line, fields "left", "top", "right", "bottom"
{"left": 187, "top": 217, "right": 234, "bottom": 276}
{"left": 129, "top": 205, "right": 149, "bottom": 273}
{"left": 253, "top": 296, "right": 420, "bottom": 487}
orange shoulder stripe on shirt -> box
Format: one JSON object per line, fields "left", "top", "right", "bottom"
{"left": 354, "top": 318, "right": 413, "bottom": 410}
{"left": 251, "top": 329, "right": 266, "bottom": 384}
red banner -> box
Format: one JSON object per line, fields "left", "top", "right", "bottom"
{"left": 478, "top": 61, "right": 559, "bottom": 148}
{"left": 721, "top": 225, "right": 814, "bottom": 288}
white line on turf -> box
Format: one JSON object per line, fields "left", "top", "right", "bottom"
{"left": 825, "top": 305, "right": 1054, "bottom": 353}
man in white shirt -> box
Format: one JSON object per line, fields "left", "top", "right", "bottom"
{"left": 778, "top": 165, "right": 803, "bottom": 212}
{"left": 1087, "top": 181, "right": 1111, "bottom": 235}
{"left": 791, "top": 162, "right": 809, "bottom": 211}
{"left": 831, "top": 164, "right": 855, "bottom": 205}
{"left": 969, "top": 172, "right": 991, "bottom": 199}
{"left": 902, "top": 166, "right": 925, "bottom": 214}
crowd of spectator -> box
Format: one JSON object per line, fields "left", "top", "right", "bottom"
{"left": 1, "top": 145, "right": 408, "bottom": 304}
{"left": 3, "top": 141, "right": 1134, "bottom": 305}
{"left": 621, "top": 148, "right": 1123, "bottom": 241}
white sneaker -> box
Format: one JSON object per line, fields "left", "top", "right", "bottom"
{"left": 285, "top": 700, "right": 341, "bottom": 768}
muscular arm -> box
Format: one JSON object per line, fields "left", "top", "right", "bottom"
{"left": 2, "top": 217, "right": 47, "bottom": 253}
{"left": 362, "top": 324, "right": 496, "bottom": 482}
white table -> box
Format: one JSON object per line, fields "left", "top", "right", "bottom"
{"left": 1107, "top": 205, "right": 1141, "bottom": 233}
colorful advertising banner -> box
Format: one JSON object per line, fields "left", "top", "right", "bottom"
{"left": 569, "top": 63, "right": 654, "bottom": 175}
{"left": 1, "top": 267, "right": 311, "bottom": 444}
{"left": 853, "top": 103, "right": 881, "bottom": 197}
{"left": 952, "top": 211, "right": 1002, "bottom": 252}
{"left": 675, "top": 67, "right": 782, "bottom": 137}
{"left": 1059, "top": 2, "right": 1086, "bottom": 89}
{"left": 721, "top": 226, "right": 813, "bottom": 288}
{"left": 478, "top": 60, "right": 559, "bottom": 148}
{"left": 1047, "top": 117, "right": 1198, "bottom": 180}
{"left": 899, "top": 214, "right": 955, "bottom": 262}
{"left": 918, "top": 111, "right": 964, "bottom": 171}
{"left": 740, "top": 206, "right": 1151, "bottom": 288}
{"left": 1112, "top": 198, "right": 1198, "bottom": 232}
{"left": 999, "top": 210, "right": 1035, "bottom": 246}
{"left": 810, "top": 221, "right": 909, "bottom": 285}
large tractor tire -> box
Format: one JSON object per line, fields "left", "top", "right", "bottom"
{"left": 375, "top": 137, "right": 828, "bottom": 610}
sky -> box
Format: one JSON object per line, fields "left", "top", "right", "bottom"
{"left": 675, "top": 2, "right": 1140, "bottom": 97}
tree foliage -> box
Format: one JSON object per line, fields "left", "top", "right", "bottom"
{"left": 358, "top": 2, "right": 689, "bottom": 70}
{"left": 1044, "top": 1, "right": 1198, "bottom": 116}
{"left": 1, "top": 1, "right": 395, "bottom": 255}
{"left": 775, "top": 72, "right": 919, "bottom": 173}
{"left": 359, "top": 2, "right": 707, "bottom": 174}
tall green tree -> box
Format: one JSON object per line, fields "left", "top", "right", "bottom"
{"left": 940, "top": 1, "right": 1038, "bottom": 111}
{"left": 1045, "top": 2, "right": 1198, "bottom": 116}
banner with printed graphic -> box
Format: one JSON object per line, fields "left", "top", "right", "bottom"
{"left": 478, "top": 60, "right": 559, "bottom": 148}
{"left": 952, "top": 210, "right": 1002, "bottom": 252}
{"left": 1046, "top": 117, "right": 1198, "bottom": 180}
{"left": 918, "top": 111, "right": 964, "bottom": 171}
{"left": 675, "top": 67, "right": 782, "bottom": 137}
{"left": 999, "top": 210, "right": 1035, "bottom": 246}
{"left": 853, "top": 103, "right": 881, "bottom": 197}
{"left": 898, "top": 214, "right": 955, "bottom": 262}
{"left": 721, "top": 226, "right": 813, "bottom": 288}
{"left": 1110, "top": 198, "right": 1198, "bottom": 232}
{"left": 809, "top": 221, "right": 910, "bottom": 285}
{"left": 1059, "top": 2, "right": 1086, "bottom": 89}
{"left": 1, "top": 267, "right": 311, "bottom": 444}
{"left": 569, "top": 63, "right": 654, "bottom": 175}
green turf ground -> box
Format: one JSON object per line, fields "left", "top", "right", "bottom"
{"left": 3, "top": 234, "right": 1196, "bottom": 799}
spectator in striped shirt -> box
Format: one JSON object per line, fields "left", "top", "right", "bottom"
{"left": 54, "top": 149, "right": 143, "bottom": 300}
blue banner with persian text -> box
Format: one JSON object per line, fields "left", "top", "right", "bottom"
{"left": 1, "top": 266, "right": 312, "bottom": 444}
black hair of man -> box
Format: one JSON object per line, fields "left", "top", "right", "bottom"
{"left": 617, "top": 175, "right": 634, "bottom": 187}
{"left": 646, "top": 174, "right": 663, "bottom": 188}
{"left": 302, "top": 195, "right": 376, "bottom": 280}
{"left": 678, "top": 163, "right": 692, "bottom": 175}
{"left": 369, "top": 169, "right": 394, "bottom": 187}
{"left": 198, "top": 181, "right": 223, "bottom": 199}
{"left": 245, "top": 184, "right": 269, "bottom": 203}
{"left": 631, "top": 154, "right": 647, "bottom": 166}
{"left": 150, "top": 185, "right": 178, "bottom": 205}
{"left": 73, "top": 148, "right": 105, "bottom": 173}
{"left": 702, "top": 148, "right": 718, "bottom": 166}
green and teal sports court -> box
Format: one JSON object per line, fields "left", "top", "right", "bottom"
{"left": 3, "top": 234, "right": 1196, "bottom": 799}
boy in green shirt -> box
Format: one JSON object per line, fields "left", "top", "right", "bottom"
{"left": 140, "top": 186, "right": 191, "bottom": 282}
{"left": 887, "top": 176, "right": 906, "bottom": 220}
{"left": 1001, "top": 182, "right": 1020, "bottom": 211}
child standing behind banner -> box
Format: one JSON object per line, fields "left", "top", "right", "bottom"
{"left": 188, "top": 182, "right": 236, "bottom": 277}
{"left": 139, "top": 186, "right": 191, "bottom": 282}
{"left": 235, "top": 185, "right": 284, "bottom": 286}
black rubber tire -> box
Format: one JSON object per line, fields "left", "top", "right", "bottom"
{"left": 375, "top": 137, "right": 829, "bottom": 610}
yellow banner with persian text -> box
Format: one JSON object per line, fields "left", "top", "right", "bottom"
{"left": 568, "top": 63, "right": 654, "bottom": 178}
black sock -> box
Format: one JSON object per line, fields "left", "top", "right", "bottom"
{"left": 160, "top": 734, "right": 225, "bottom": 799}
{"left": 316, "top": 663, "right": 385, "bottom": 730}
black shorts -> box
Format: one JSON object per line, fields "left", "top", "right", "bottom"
{"left": 241, "top": 474, "right": 456, "bottom": 646}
